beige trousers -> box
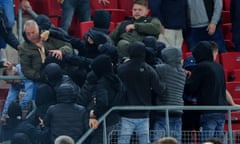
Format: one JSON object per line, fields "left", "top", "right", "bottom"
{"left": 158, "top": 28, "right": 183, "bottom": 50}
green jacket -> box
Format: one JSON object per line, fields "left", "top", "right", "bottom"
{"left": 19, "top": 37, "right": 73, "bottom": 81}
{"left": 110, "top": 16, "right": 162, "bottom": 45}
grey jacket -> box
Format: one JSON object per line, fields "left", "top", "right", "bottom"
{"left": 154, "top": 47, "right": 186, "bottom": 116}
{"left": 187, "top": 0, "right": 222, "bottom": 27}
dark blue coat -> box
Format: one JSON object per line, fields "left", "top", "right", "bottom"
{"left": 148, "top": 0, "right": 187, "bottom": 29}
{"left": 231, "top": 0, "right": 240, "bottom": 44}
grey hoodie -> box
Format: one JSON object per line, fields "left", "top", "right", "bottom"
{"left": 155, "top": 47, "right": 186, "bottom": 115}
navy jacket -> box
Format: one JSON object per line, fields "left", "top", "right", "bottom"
{"left": 148, "top": 0, "right": 187, "bottom": 29}
{"left": 0, "top": 5, "right": 19, "bottom": 50}
{"left": 230, "top": 0, "right": 240, "bottom": 44}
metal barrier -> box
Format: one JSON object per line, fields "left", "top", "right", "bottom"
{"left": 1, "top": 78, "right": 240, "bottom": 143}
{"left": 0, "top": 75, "right": 26, "bottom": 80}
{"left": 77, "top": 105, "right": 240, "bottom": 144}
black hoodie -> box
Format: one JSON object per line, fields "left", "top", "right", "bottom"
{"left": 117, "top": 41, "right": 165, "bottom": 118}
{"left": 187, "top": 41, "right": 227, "bottom": 112}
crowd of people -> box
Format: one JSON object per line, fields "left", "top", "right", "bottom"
{"left": 0, "top": 0, "right": 239, "bottom": 144}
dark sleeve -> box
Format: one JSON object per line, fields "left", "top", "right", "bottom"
{"left": 49, "top": 27, "right": 85, "bottom": 50}
{"left": 78, "top": 71, "right": 98, "bottom": 107}
{"left": 0, "top": 8, "right": 20, "bottom": 50}
{"left": 148, "top": 0, "right": 163, "bottom": 21}
{"left": 185, "top": 66, "right": 205, "bottom": 96}
{"left": 64, "top": 55, "right": 92, "bottom": 68}
{"left": 44, "top": 106, "right": 54, "bottom": 128}
{"left": 93, "top": 79, "right": 109, "bottom": 118}
{"left": 1, "top": 32, "right": 19, "bottom": 50}
{"left": 230, "top": 0, "right": 235, "bottom": 22}
{"left": 150, "top": 66, "right": 166, "bottom": 96}
{"left": 0, "top": 61, "right": 4, "bottom": 68}
{"left": 0, "top": 125, "right": 3, "bottom": 142}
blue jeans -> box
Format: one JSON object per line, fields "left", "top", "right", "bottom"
{"left": 186, "top": 26, "right": 227, "bottom": 53}
{"left": 0, "top": 0, "right": 14, "bottom": 48}
{"left": 60, "top": 0, "right": 90, "bottom": 32}
{"left": 200, "top": 113, "right": 226, "bottom": 142}
{"left": 153, "top": 116, "right": 182, "bottom": 143}
{"left": 1, "top": 64, "right": 37, "bottom": 118}
{"left": 118, "top": 117, "right": 150, "bottom": 144}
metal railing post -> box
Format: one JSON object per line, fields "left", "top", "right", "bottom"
{"left": 165, "top": 109, "right": 170, "bottom": 137}
{"left": 18, "top": 5, "right": 22, "bottom": 43}
{"left": 103, "top": 118, "right": 107, "bottom": 144}
{"left": 228, "top": 110, "right": 233, "bottom": 144}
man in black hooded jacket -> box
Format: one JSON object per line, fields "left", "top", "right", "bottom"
{"left": 44, "top": 83, "right": 88, "bottom": 143}
{"left": 185, "top": 41, "right": 227, "bottom": 142}
{"left": 79, "top": 54, "right": 123, "bottom": 144}
{"left": 117, "top": 41, "right": 165, "bottom": 144}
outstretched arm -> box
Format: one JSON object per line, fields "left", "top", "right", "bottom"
{"left": 226, "top": 89, "right": 239, "bottom": 106}
{"left": 21, "top": 0, "right": 31, "bottom": 10}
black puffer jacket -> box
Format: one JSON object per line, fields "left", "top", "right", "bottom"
{"left": 79, "top": 71, "right": 122, "bottom": 126}
{"left": 44, "top": 83, "right": 88, "bottom": 143}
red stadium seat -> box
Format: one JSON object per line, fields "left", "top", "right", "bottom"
{"left": 220, "top": 52, "right": 240, "bottom": 71}
{"left": 109, "top": 22, "right": 116, "bottom": 34}
{"left": 224, "top": 39, "right": 235, "bottom": 52}
{"left": 49, "top": 16, "right": 61, "bottom": 27}
{"left": 0, "top": 88, "right": 9, "bottom": 115}
{"left": 226, "top": 81, "right": 240, "bottom": 100}
{"left": 118, "top": 0, "right": 134, "bottom": 16}
{"left": 221, "top": 23, "right": 232, "bottom": 40}
{"left": 182, "top": 40, "right": 190, "bottom": 54}
{"left": 78, "top": 21, "right": 94, "bottom": 39}
{"left": 90, "top": 0, "right": 118, "bottom": 15}
{"left": 30, "top": 0, "right": 62, "bottom": 16}
{"left": 223, "top": 0, "right": 231, "bottom": 11}
{"left": 182, "top": 52, "right": 192, "bottom": 59}
{"left": 14, "top": 0, "right": 20, "bottom": 16}
{"left": 232, "top": 69, "right": 240, "bottom": 82}
{"left": 222, "top": 10, "right": 231, "bottom": 24}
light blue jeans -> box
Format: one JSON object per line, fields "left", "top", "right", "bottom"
{"left": 153, "top": 116, "right": 182, "bottom": 143}
{"left": 0, "top": 0, "right": 15, "bottom": 48}
{"left": 60, "top": 0, "right": 90, "bottom": 32}
{"left": 1, "top": 64, "right": 37, "bottom": 118}
{"left": 200, "top": 113, "right": 226, "bottom": 142}
{"left": 118, "top": 117, "right": 150, "bottom": 144}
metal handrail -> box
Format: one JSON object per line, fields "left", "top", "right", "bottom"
{"left": 1, "top": 76, "right": 239, "bottom": 144}
{"left": 77, "top": 105, "right": 240, "bottom": 144}
{"left": 0, "top": 75, "right": 26, "bottom": 80}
